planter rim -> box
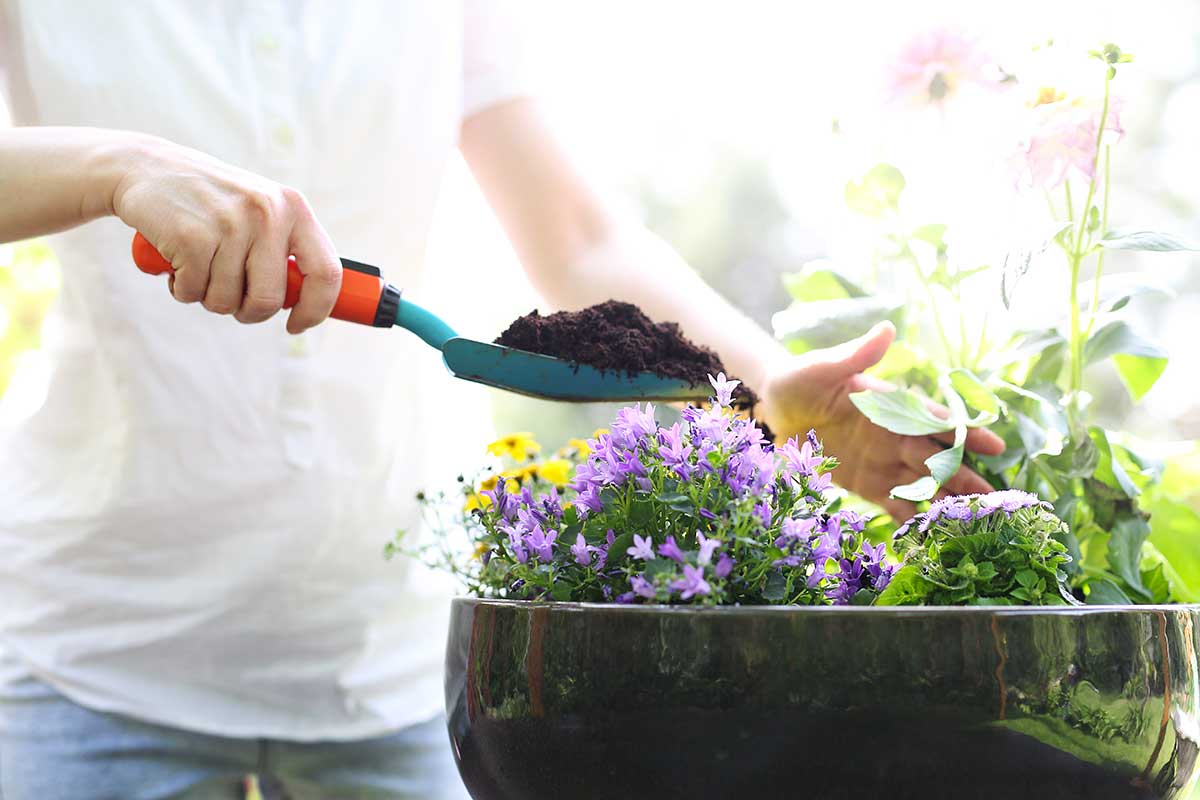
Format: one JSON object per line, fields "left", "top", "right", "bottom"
{"left": 452, "top": 596, "right": 1197, "bottom": 615}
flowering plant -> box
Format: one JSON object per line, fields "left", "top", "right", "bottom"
{"left": 398, "top": 375, "right": 895, "bottom": 606}
{"left": 878, "top": 490, "right": 1077, "bottom": 606}
{"left": 778, "top": 39, "right": 1199, "bottom": 605}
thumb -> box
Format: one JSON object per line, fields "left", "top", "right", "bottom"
{"left": 832, "top": 321, "right": 895, "bottom": 376}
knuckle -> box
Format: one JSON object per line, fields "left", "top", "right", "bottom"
{"left": 241, "top": 290, "right": 283, "bottom": 319}
{"left": 202, "top": 294, "right": 238, "bottom": 315}
{"left": 240, "top": 189, "right": 276, "bottom": 223}
{"left": 311, "top": 259, "right": 342, "bottom": 288}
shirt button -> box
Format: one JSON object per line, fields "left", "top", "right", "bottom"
{"left": 273, "top": 124, "right": 295, "bottom": 149}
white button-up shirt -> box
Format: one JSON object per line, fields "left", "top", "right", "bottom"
{"left": 0, "top": 0, "right": 519, "bottom": 739}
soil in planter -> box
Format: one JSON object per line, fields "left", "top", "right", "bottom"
{"left": 495, "top": 300, "right": 763, "bottom": 416}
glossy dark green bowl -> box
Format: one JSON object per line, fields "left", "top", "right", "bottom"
{"left": 445, "top": 598, "right": 1200, "bottom": 800}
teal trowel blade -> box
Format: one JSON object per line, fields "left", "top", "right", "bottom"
{"left": 440, "top": 338, "right": 709, "bottom": 402}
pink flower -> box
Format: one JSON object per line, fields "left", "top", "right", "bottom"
{"left": 887, "top": 27, "right": 998, "bottom": 107}
{"left": 1013, "top": 91, "right": 1124, "bottom": 191}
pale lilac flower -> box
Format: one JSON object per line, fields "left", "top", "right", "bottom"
{"left": 631, "top": 574, "right": 657, "bottom": 599}
{"left": 658, "top": 535, "right": 686, "bottom": 564}
{"left": 628, "top": 533, "right": 656, "bottom": 561}
{"left": 887, "top": 27, "right": 998, "bottom": 107}
{"left": 670, "top": 565, "right": 711, "bottom": 600}
{"left": 696, "top": 532, "right": 720, "bottom": 566}
{"left": 541, "top": 487, "right": 563, "bottom": 521}
{"left": 715, "top": 552, "right": 735, "bottom": 579}
{"left": 807, "top": 472, "right": 834, "bottom": 495}
{"left": 611, "top": 404, "right": 657, "bottom": 449}
{"left": 780, "top": 436, "right": 822, "bottom": 477}
{"left": 708, "top": 372, "right": 741, "bottom": 408}
{"left": 1014, "top": 93, "right": 1124, "bottom": 191}
{"left": 811, "top": 529, "right": 843, "bottom": 565}
{"left": 571, "top": 533, "right": 592, "bottom": 567}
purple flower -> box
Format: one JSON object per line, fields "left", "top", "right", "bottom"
{"left": 658, "top": 535, "right": 686, "bottom": 564}
{"left": 825, "top": 557, "right": 865, "bottom": 604}
{"left": 524, "top": 526, "right": 557, "bottom": 562}
{"left": 601, "top": 584, "right": 613, "bottom": 601}
{"left": 595, "top": 529, "right": 616, "bottom": 569}
{"left": 670, "top": 565, "right": 712, "bottom": 599}
{"left": 807, "top": 472, "right": 833, "bottom": 495}
{"left": 715, "top": 552, "right": 735, "bottom": 578}
{"left": 575, "top": 484, "right": 604, "bottom": 519}
{"left": 571, "top": 532, "right": 592, "bottom": 567}
{"left": 611, "top": 404, "right": 657, "bottom": 449}
{"left": 486, "top": 481, "right": 518, "bottom": 520}
{"left": 505, "top": 528, "right": 529, "bottom": 564}
{"left": 658, "top": 422, "right": 694, "bottom": 470}
{"left": 631, "top": 574, "right": 657, "bottom": 599}
{"left": 628, "top": 534, "right": 656, "bottom": 561}
{"left": 615, "top": 591, "right": 636, "bottom": 604}
{"left": 777, "top": 516, "right": 818, "bottom": 546}
{"left": 807, "top": 429, "right": 821, "bottom": 451}
{"left": 541, "top": 487, "right": 564, "bottom": 521}
{"left": 811, "top": 528, "right": 843, "bottom": 564}
{"left": 698, "top": 507, "right": 718, "bottom": 522}
{"left": 978, "top": 489, "right": 1044, "bottom": 516}
{"left": 696, "top": 532, "right": 720, "bottom": 566}
{"left": 837, "top": 509, "right": 868, "bottom": 533}
{"left": 708, "top": 372, "right": 740, "bottom": 407}
{"left": 753, "top": 502, "right": 773, "bottom": 529}
{"left": 779, "top": 436, "right": 822, "bottom": 477}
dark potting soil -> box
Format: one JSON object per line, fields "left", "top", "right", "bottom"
{"left": 494, "top": 300, "right": 762, "bottom": 414}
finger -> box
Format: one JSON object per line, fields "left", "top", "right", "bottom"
{"left": 285, "top": 211, "right": 341, "bottom": 334}
{"left": 167, "top": 228, "right": 216, "bottom": 304}
{"left": 235, "top": 229, "right": 288, "bottom": 325}
{"left": 941, "top": 463, "right": 994, "bottom": 496}
{"left": 963, "top": 426, "right": 1006, "bottom": 456}
{"left": 827, "top": 321, "right": 896, "bottom": 376}
{"left": 850, "top": 467, "right": 920, "bottom": 523}
{"left": 202, "top": 234, "right": 249, "bottom": 315}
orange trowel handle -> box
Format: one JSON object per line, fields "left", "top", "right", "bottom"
{"left": 130, "top": 232, "right": 398, "bottom": 327}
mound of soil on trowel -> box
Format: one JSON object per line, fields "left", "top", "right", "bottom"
{"left": 495, "top": 300, "right": 762, "bottom": 415}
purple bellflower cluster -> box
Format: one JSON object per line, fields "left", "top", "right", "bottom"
{"left": 464, "top": 373, "right": 894, "bottom": 606}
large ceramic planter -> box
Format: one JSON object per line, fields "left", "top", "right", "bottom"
{"left": 446, "top": 598, "right": 1200, "bottom": 800}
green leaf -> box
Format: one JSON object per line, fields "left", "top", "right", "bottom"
{"left": 1141, "top": 563, "right": 1171, "bottom": 604}
{"left": 1107, "top": 515, "right": 1152, "bottom": 599}
{"left": 925, "top": 439, "right": 965, "bottom": 486}
{"left": 1016, "top": 569, "right": 1040, "bottom": 588}
{"left": 1076, "top": 273, "right": 1173, "bottom": 313}
{"left": 607, "top": 532, "right": 635, "bottom": 566}
{"left": 1000, "top": 222, "right": 1072, "bottom": 309}
{"left": 1089, "top": 427, "right": 1141, "bottom": 498}
{"left": 911, "top": 223, "right": 947, "bottom": 248}
{"left": 891, "top": 475, "right": 940, "bottom": 502}
{"left": 1085, "top": 579, "right": 1132, "bottom": 605}
{"left": 1113, "top": 354, "right": 1167, "bottom": 402}
{"left": 849, "top": 389, "right": 955, "bottom": 436}
{"left": 781, "top": 261, "right": 867, "bottom": 302}
{"left": 763, "top": 570, "right": 787, "bottom": 602}
{"left": 874, "top": 564, "right": 933, "bottom": 606}
{"left": 551, "top": 581, "right": 573, "bottom": 601}
{"left": 774, "top": 297, "right": 903, "bottom": 352}
{"left": 1099, "top": 229, "right": 1200, "bottom": 251}
{"left": 1084, "top": 320, "right": 1167, "bottom": 365}
{"left": 844, "top": 163, "right": 905, "bottom": 217}
{"left": 948, "top": 368, "right": 1003, "bottom": 422}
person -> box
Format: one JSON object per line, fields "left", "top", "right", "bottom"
{"left": 0, "top": 2, "right": 1005, "bottom": 798}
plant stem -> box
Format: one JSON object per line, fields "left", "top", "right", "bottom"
{"left": 903, "top": 246, "right": 957, "bottom": 367}
{"left": 1084, "top": 145, "right": 1112, "bottom": 341}
{"left": 1066, "top": 71, "right": 1112, "bottom": 429}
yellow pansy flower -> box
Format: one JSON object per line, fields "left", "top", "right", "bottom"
{"left": 471, "top": 541, "right": 491, "bottom": 561}
{"left": 501, "top": 464, "right": 539, "bottom": 484}
{"left": 478, "top": 475, "right": 499, "bottom": 493}
{"left": 564, "top": 438, "right": 592, "bottom": 458}
{"left": 486, "top": 432, "right": 541, "bottom": 462}
{"left": 536, "top": 459, "right": 572, "bottom": 487}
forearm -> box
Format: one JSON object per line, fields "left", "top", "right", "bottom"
{"left": 534, "top": 225, "right": 786, "bottom": 392}
{"left": 0, "top": 126, "right": 146, "bottom": 243}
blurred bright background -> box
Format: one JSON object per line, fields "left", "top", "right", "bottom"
{"left": 3, "top": 0, "right": 1198, "bottom": 449}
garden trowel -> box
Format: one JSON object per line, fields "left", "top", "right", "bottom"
{"left": 131, "top": 232, "right": 709, "bottom": 402}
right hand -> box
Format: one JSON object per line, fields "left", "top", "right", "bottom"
{"left": 111, "top": 134, "right": 341, "bottom": 333}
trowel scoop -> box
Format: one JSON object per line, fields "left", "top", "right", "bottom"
{"left": 131, "top": 233, "right": 710, "bottom": 402}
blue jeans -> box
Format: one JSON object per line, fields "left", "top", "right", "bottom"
{"left": 0, "top": 676, "right": 469, "bottom": 800}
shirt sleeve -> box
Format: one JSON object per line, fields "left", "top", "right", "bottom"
{"left": 461, "top": 0, "right": 534, "bottom": 121}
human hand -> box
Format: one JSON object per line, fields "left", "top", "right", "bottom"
{"left": 755, "top": 321, "right": 1006, "bottom": 520}
{"left": 111, "top": 134, "right": 340, "bottom": 333}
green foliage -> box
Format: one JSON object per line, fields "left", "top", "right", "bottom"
{"left": 878, "top": 501, "right": 1077, "bottom": 606}
{"left": 787, "top": 47, "right": 1200, "bottom": 604}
